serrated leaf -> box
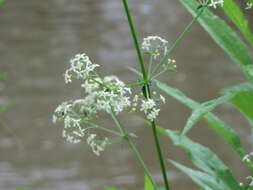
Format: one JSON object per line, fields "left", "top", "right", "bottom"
{"left": 168, "top": 130, "right": 242, "bottom": 190}
{"left": 179, "top": 0, "right": 252, "bottom": 73}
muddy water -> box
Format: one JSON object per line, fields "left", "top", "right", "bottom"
{"left": 0, "top": 0, "right": 251, "bottom": 189}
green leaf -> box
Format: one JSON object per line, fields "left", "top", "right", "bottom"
{"left": 171, "top": 160, "right": 231, "bottom": 190}
{"left": 155, "top": 80, "right": 245, "bottom": 157}
{"left": 0, "top": 100, "right": 14, "bottom": 113}
{"left": 223, "top": 0, "right": 253, "bottom": 47}
{"left": 179, "top": 0, "right": 252, "bottom": 72}
{"left": 0, "top": 73, "right": 6, "bottom": 80}
{"left": 105, "top": 187, "right": 118, "bottom": 190}
{"left": 221, "top": 83, "right": 253, "bottom": 143}
{"left": 0, "top": 0, "right": 5, "bottom": 4}
{"left": 168, "top": 130, "right": 242, "bottom": 190}
{"left": 129, "top": 68, "right": 245, "bottom": 157}
{"left": 144, "top": 175, "right": 154, "bottom": 190}
{"left": 136, "top": 118, "right": 242, "bottom": 190}
{"left": 181, "top": 93, "right": 235, "bottom": 136}
{"left": 243, "top": 65, "right": 253, "bottom": 83}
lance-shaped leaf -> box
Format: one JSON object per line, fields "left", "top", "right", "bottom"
{"left": 168, "top": 130, "right": 242, "bottom": 190}
{"left": 171, "top": 160, "right": 235, "bottom": 190}
{"left": 155, "top": 80, "right": 245, "bottom": 157}
{"left": 221, "top": 83, "right": 253, "bottom": 141}
{"left": 181, "top": 93, "right": 235, "bottom": 136}
{"left": 223, "top": 0, "right": 253, "bottom": 47}
{"left": 129, "top": 68, "right": 245, "bottom": 157}
{"left": 179, "top": 0, "right": 252, "bottom": 72}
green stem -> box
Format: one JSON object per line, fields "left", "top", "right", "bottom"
{"left": 127, "top": 81, "right": 146, "bottom": 87}
{"left": 121, "top": 0, "right": 170, "bottom": 189}
{"left": 121, "top": 0, "right": 148, "bottom": 82}
{"left": 151, "top": 6, "right": 206, "bottom": 76}
{"left": 87, "top": 122, "right": 121, "bottom": 136}
{"left": 110, "top": 110, "right": 158, "bottom": 189}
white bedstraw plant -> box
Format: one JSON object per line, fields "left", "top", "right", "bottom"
{"left": 53, "top": 48, "right": 171, "bottom": 155}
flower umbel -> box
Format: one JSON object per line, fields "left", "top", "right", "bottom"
{"left": 64, "top": 53, "right": 99, "bottom": 83}
{"left": 53, "top": 53, "right": 131, "bottom": 155}
{"left": 142, "top": 36, "right": 168, "bottom": 59}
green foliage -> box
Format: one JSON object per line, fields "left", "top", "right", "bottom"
{"left": 223, "top": 0, "right": 253, "bottom": 47}
{"left": 0, "top": 0, "right": 5, "bottom": 4}
{"left": 221, "top": 83, "right": 253, "bottom": 145}
{"left": 181, "top": 93, "right": 235, "bottom": 136}
{"left": 171, "top": 161, "right": 232, "bottom": 190}
{"left": 154, "top": 80, "right": 245, "bottom": 157}
{"left": 0, "top": 73, "right": 6, "bottom": 80}
{"left": 144, "top": 175, "right": 154, "bottom": 190}
{"left": 105, "top": 187, "right": 118, "bottom": 190}
{"left": 179, "top": 0, "right": 252, "bottom": 73}
{"left": 167, "top": 130, "right": 242, "bottom": 190}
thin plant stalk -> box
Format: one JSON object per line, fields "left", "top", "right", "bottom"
{"left": 151, "top": 4, "right": 208, "bottom": 76}
{"left": 110, "top": 109, "right": 158, "bottom": 189}
{"left": 121, "top": 0, "right": 170, "bottom": 189}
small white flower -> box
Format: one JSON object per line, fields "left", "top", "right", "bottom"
{"left": 147, "top": 108, "right": 160, "bottom": 121}
{"left": 246, "top": 2, "right": 253, "bottom": 9}
{"left": 160, "top": 95, "right": 166, "bottom": 103}
{"left": 86, "top": 134, "right": 108, "bottom": 156}
{"left": 209, "top": 0, "right": 224, "bottom": 8}
{"left": 242, "top": 153, "right": 253, "bottom": 163}
{"left": 133, "top": 95, "right": 139, "bottom": 102}
{"left": 52, "top": 115, "right": 58, "bottom": 123}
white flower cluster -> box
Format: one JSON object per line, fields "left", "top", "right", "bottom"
{"left": 87, "top": 134, "right": 108, "bottom": 156}
{"left": 64, "top": 53, "right": 99, "bottom": 83}
{"left": 198, "top": 0, "right": 224, "bottom": 8}
{"left": 141, "top": 99, "right": 160, "bottom": 121}
{"left": 142, "top": 36, "right": 168, "bottom": 59}
{"left": 53, "top": 53, "right": 131, "bottom": 155}
{"left": 132, "top": 94, "right": 166, "bottom": 121}
{"left": 246, "top": 2, "right": 253, "bottom": 9}
{"left": 209, "top": 0, "right": 224, "bottom": 8}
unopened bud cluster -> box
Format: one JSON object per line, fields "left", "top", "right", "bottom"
{"left": 163, "top": 59, "right": 177, "bottom": 72}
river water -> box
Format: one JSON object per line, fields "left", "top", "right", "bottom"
{"left": 0, "top": 0, "right": 252, "bottom": 189}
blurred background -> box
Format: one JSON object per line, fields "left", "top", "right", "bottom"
{"left": 0, "top": 0, "right": 252, "bottom": 189}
